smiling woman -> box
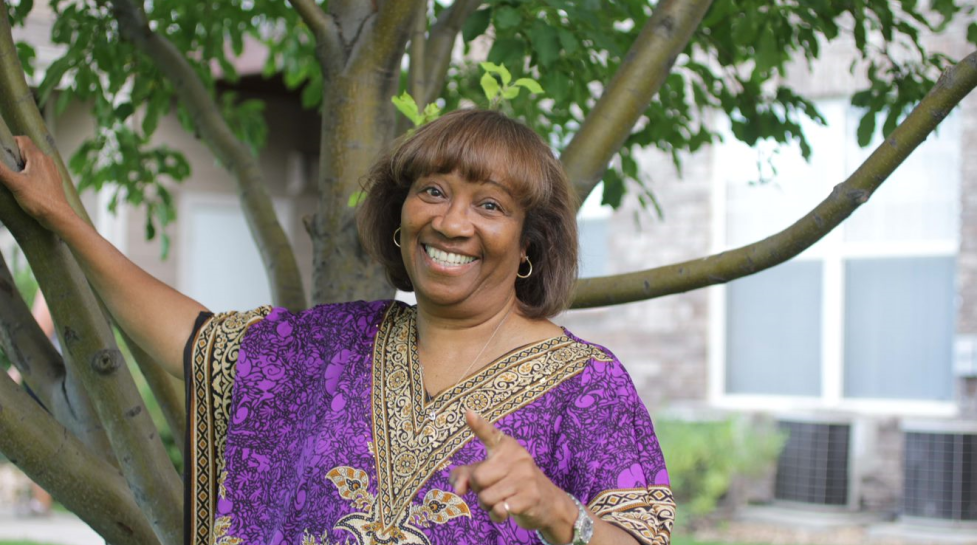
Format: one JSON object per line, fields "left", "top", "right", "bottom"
{"left": 358, "top": 109, "right": 579, "bottom": 319}
{"left": 0, "top": 110, "right": 675, "bottom": 545}
{"left": 183, "top": 110, "right": 677, "bottom": 545}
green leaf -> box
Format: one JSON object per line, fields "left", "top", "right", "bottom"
{"left": 462, "top": 8, "right": 492, "bottom": 42}
{"left": 301, "top": 76, "right": 323, "bottom": 109}
{"left": 479, "top": 62, "right": 511, "bottom": 85}
{"left": 37, "top": 55, "right": 74, "bottom": 106}
{"left": 529, "top": 21, "right": 560, "bottom": 67}
{"left": 754, "top": 26, "right": 779, "bottom": 74}
{"left": 15, "top": 42, "right": 35, "bottom": 77}
{"left": 347, "top": 190, "right": 367, "bottom": 208}
{"left": 159, "top": 233, "right": 171, "bottom": 260}
{"left": 55, "top": 89, "right": 72, "bottom": 116}
{"left": 143, "top": 90, "right": 169, "bottom": 137}
{"left": 540, "top": 71, "right": 569, "bottom": 102}
{"left": 493, "top": 6, "right": 522, "bottom": 30}
{"left": 114, "top": 102, "right": 134, "bottom": 121}
{"left": 392, "top": 91, "right": 423, "bottom": 125}
{"left": 968, "top": 22, "right": 977, "bottom": 46}
{"left": 856, "top": 111, "right": 876, "bottom": 147}
{"left": 557, "top": 28, "right": 579, "bottom": 56}
{"left": 487, "top": 38, "right": 526, "bottom": 67}
{"left": 422, "top": 102, "right": 442, "bottom": 121}
{"left": 480, "top": 72, "right": 501, "bottom": 101}
{"left": 513, "top": 78, "right": 544, "bottom": 94}
{"left": 501, "top": 86, "right": 520, "bottom": 100}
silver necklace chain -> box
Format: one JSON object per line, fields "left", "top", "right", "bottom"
{"left": 420, "top": 304, "right": 515, "bottom": 418}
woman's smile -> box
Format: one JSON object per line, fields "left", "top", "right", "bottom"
{"left": 423, "top": 244, "right": 478, "bottom": 268}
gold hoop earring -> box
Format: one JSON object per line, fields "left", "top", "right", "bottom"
{"left": 393, "top": 227, "right": 402, "bottom": 248}
{"left": 517, "top": 256, "right": 533, "bottom": 279}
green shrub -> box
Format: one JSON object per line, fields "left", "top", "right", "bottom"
{"left": 657, "top": 416, "right": 785, "bottom": 526}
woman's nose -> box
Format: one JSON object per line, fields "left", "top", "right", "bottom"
{"left": 432, "top": 200, "right": 474, "bottom": 238}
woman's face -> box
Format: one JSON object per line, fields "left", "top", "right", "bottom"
{"left": 400, "top": 170, "right": 526, "bottom": 313}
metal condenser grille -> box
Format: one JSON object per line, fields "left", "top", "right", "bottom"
{"left": 904, "top": 432, "right": 977, "bottom": 521}
{"left": 774, "top": 420, "right": 850, "bottom": 506}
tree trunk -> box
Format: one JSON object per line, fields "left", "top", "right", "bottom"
{"left": 307, "top": 0, "right": 425, "bottom": 305}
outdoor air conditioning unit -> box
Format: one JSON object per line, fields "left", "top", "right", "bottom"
{"left": 902, "top": 419, "right": 977, "bottom": 522}
{"left": 774, "top": 417, "right": 852, "bottom": 507}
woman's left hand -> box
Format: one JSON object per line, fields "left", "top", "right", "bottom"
{"left": 449, "top": 410, "right": 579, "bottom": 544}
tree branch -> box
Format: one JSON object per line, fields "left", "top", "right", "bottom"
{"left": 561, "top": 0, "right": 713, "bottom": 202}
{"left": 420, "top": 0, "right": 480, "bottom": 106}
{"left": 285, "top": 0, "right": 344, "bottom": 76}
{"left": 571, "top": 51, "right": 977, "bottom": 308}
{"left": 286, "top": 0, "right": 333, "bottom": 38}
{"left": 0, "top": 248, "right": 65, "bottom": 404}
{"left": 0, "top": 4, "right": 92, "bottom": 226}
{"left": 120, "top": 330, "right": 186, "bottom": 456}
{"left": 0, "top": 249, "right": 117, "bottom": 461}
{"left": 348, "top": 0, "right": 425, "bottom": 77}
{"left": 1, "top": 116, "right": 183, "bottom": 545}
{"left": 110, "top": 0, "right": 307, "bottom": 311}
{"left": 0, "top": 371, "right": 161, "bottom": 545}
{"left": 409, "top": 7, "right": 426, "bottom": 102}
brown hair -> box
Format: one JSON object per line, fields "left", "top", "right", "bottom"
{"left": 357, "top": 109, "right": 579, "bottom": 319}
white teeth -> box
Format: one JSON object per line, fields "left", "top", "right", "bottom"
{"left": 425, "top": 245, "right": 476, "bottom": 267}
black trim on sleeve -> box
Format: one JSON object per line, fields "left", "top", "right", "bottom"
{"left": 183, "top": 310, "right": 213, "bottom": 545}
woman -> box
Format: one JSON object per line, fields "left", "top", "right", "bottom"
{"left": 0, "top": 110, "right": 674, "bottom": 545}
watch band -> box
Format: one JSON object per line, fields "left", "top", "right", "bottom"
{"left": 535, "top": 493, "right": 595, "bottom": 545}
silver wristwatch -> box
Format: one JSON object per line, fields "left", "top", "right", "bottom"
{"left": 536, "top": 493, "right": 594, "bottom": 545}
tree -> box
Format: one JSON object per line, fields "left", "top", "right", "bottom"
{"left": 0, "top": 0, "right": 975, "bottom": 543}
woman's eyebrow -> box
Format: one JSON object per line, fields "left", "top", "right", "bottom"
{"left": 481, "top": 178, "right": 515, "bottom": 197}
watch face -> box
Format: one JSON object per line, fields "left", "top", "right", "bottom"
{"left": 574, "top": 512, "right": 595, "bottom": 545}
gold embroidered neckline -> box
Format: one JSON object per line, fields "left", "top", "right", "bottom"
{"left": 407, "top": 309, "right": 572, "bottom": 407}
{"left": 369, "top": 302, "right": 612, "bottom": 530}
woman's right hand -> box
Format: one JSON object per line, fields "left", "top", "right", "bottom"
{"left": 1, "top": 135, "right": 206, "bottom": 379}
{"left": 0, "top": 135, "right": 75, "bottom": 231}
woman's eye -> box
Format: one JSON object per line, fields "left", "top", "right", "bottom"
{"left": 481, "top": 201, "right": 502, "bottom": 212}
{"left": 422, "top": 187, "right": 444, "bottom": 198}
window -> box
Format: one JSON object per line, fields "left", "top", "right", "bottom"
{"left": 578, "top": 182, "right": 613, "bottom": 278}
{"left": 715, "top": 99, "right": 960, "bottom": 407}
{"left": 179, "top": 194, "right": 294, "bottom": 313}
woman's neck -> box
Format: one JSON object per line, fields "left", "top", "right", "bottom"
{"left": 413, "top": 295, "right": 564, "bottom": 398}
{"left": 415, "top": 294, "right": 520, "bottom": 356}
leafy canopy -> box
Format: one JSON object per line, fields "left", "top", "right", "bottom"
{"left": 7, "top": 0, "right": 974, "bottom": 232}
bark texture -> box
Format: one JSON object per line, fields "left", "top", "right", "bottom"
{"left": 0, "top": 371, "right": 161, "bottom": 545}
{"left": 1, "top": 116, "right": 184, "bottom": 545}
{"left": 0, "top": 15, "right": 184, "bottom": 539}
{"left": 305, "top": 0, "right": 425, "bottom": 305}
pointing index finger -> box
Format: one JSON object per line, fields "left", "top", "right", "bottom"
{"left": 465, "top": 410, "right": 504, "bottom": 455}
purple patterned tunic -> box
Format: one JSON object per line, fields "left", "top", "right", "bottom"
{"left": 185, "top": 301, "right": 674, "bottom": 545}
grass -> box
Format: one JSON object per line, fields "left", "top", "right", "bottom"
{"left": 673, "top": 538, "right": 768, "bottom": 545}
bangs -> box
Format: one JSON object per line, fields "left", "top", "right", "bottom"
{"left": 389, "top": 110, "right": 553, "bottom": 209}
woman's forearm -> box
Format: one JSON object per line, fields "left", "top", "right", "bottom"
{"left": 52, "top": 211, "right": 206, "bottom": 379}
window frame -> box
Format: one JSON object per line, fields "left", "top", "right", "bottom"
{"left": 709, "top": 99, "right": 960, "bottom": 418}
